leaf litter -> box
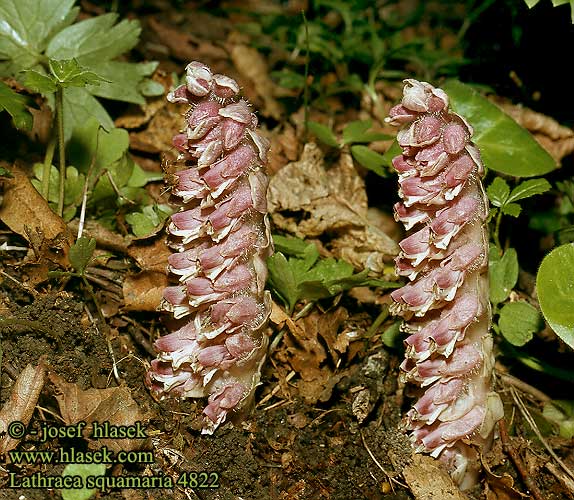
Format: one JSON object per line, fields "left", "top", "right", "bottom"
{"left": 2, "top": 1, "right": 574, "bottom": 499}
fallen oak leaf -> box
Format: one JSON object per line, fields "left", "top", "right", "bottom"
{"left": 0, "top": 357, "right": 47, "bottom": 454}
{"left": 49, "top": 372, "right": 150, "bottom": 453}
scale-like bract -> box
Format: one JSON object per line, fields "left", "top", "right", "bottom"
{"left": 386, "top": 80, "right": 503, "bottom": 488}
{"left": 146, "top": 62, "right": 272, "bottom": 434}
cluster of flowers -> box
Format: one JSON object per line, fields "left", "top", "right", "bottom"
{"left": 146, "top": 62, "right": 272, "bottom": 434}
{"left": 386, "top": 80, "right": 503, "bottom": 488}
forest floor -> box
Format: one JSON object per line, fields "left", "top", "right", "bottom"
{"left": 1, "top": 1, "right": 574, "bottom": 499}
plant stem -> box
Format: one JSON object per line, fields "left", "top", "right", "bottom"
{"left": 493, "top": 209, "right": 503, "bottom": 251}
{"left": 41, "top": 135, "right": 56, "bottom": 200}
{"left": 56, "top": 87, "right": 66, "bottom": 217}
{"left": 302, "top": 10, "right": 310, "bottom": 142}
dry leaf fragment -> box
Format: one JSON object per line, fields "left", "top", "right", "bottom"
{"left": 0, "top": 163, "right": 68, "bottom": 241}
{"left": 127, "top": 238, "right": 171, "bottom": 274}
{"left": 49, "top": 372, "right": 149, "bottom": 453}
{"left": 122, "top": 271, "right": 167, "bottom": 312}
{"left": 402, "top": 454, "right": 469, "bottom": 500}
{"left": 0, "top": 358, "right": 47, "bottom": 454}
{"left": 230, "top": 43, "right": 283, "bottom": 120}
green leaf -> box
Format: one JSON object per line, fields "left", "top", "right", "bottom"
{"left": 61, "top": 462, "right": 105, "bottom": 500}
{"left": 0, "top": 0, "right": 77, "bottom": 74}
{"left": 381, "top": 140, "right": 402, "bottom": 168}
{"left": 498, "top": 301, "right": 542, "bottom": 346}
{"left": 382, "top": 321, "right": 403, "bottom": 349}
{"left": 342, "top": 120, "right": 392, "bottom": 145}
{"left": 524, "top": 0, "right": 541, "bottom": 6}
{"left": 48, "top": 58, "right": 107, "bottom": 88}
{"left": 489, "top": 246, "right": 519, "bottom": 304}
{"left": 486, "top": 177, "right": 510, "bottom": 208}
{"left": 87, "top": 61, "right": 157, "bottom": 105}
{"left": 67, "top": 117, "right": 129, "bottom": 175}
{"left": 543, "top": 400, "right": 574, "bottom": 439}
{"left": 125, "top": 204, "right": 172, "bottom": 238}
{"left": 307, "top": 121, "right": 339, "bottom": 148}
{"left": 443, "top": 80, "right": 557, "bottom": 177}
{"left": 507, "top": 178, "right": 551, "bottom": 203}
{"left": 46, "top": 14, "right": 140, "bottom": 65}
{"left": 272, "top": 235, "right": 316, "bottom": 259}
{"left": 350, "top": 145, "right": 388, "bottom": 177}
{"left": 537, "top": 243, "right": 574, "bottom": 350}
{"left": 23, "top": 70, "right": 57, "bottom": 94}
{"left": 501, "top": 203, "right": 521, "bottom": 217}
{"left": 270, "top": 69, "right": 305, "bottom": 90}
{"left": 69, "top": 237, "right": 96, "bottom": 275}
{"left": 0, "top": 80, "right": 33, "bottom": 129}
{"left": 62, "top": 87, "right": 114, "bottom": 141}
{"left": 267, "top": 253, "right": 299, "bottom": 312}
{"left": 127, "top": 163, "right": 163, "bottom": 188}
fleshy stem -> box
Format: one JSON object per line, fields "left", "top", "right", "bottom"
{"left": 56, "top": 87, "right": 66, "bottom": 217}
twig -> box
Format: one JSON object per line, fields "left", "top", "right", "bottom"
{"left": 498, "top": 418, "right": 545, "bottom": 500}
{"left": 497, "top": 371, "right": 551, "bottom": 402}
{"left": 510, "top": 387, "right": 574, "bottom": 484}
{"left": 360, "top": 429, "right": 407, "bottom": 491}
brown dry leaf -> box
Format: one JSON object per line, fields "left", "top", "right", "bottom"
{"left": 483, "top": 456, "right": 528, "bottom": 500}
{"left": 229, "top": 42, "right": 283, "bottom": 120}
{"left": 315, "top": 306, "right": 349, "bottom": 363}
{"left": 128, "top": 101, "right": 183, "bottom": 154}
{"left": 147, "top": 17, "right": 227, "bottom": 63}
{"left": 128, "top": 238, "right": 170, "bottom": 273}
{"left": 402, "top": 454, "right": 468, "bottom": 500}
{"left": 492, "top": 97, "right": 574, "bottom": 163}
{"left": 0, "top": 358, "right": 47, "bottom": 454}
{"left": 49, "top": 372, "right": 149, "bottom": 453}
{"left": 269, "top": 143, "right": 399, "bottom": 267}
{"left": 123, "top": 271, "right": 167, "bottom": 311}
{"left": 282, "top": 308, "right": 351, "bottom": 403}
{"left": 0, "top": 163, "right": 69, "bottom": 243}
{"left": 68, "top": 219, "right": 131, "bottom": 254}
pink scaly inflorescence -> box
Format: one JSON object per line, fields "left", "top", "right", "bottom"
{"left": 146, "top": 61, "right": 272, "bottom": 434}
{"left": 386, "top": 79, "right": 503, "bottom": 489}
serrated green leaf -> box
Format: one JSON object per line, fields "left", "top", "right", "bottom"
{"left": 62, "top": 86, "right": 114, "bottom": 141}
{"left": 502, "top": 203, "right": 521, "bottom": 217}
{"left": 350, "top": 145, "right": 387, "bottom": 177}
{"left": 486, "top": 177, "right": 510, "bottom": 208}
{"left": 0, "top": 0, "right": 77, "bottom": 74}
{"left": 444, "top": 80, "right": 557, "bottom": 177}
{"left": 48, "top": 58, "right": 107, "bottom": 88}
{"left": 307, "top": 121, "right": 339, "bottom": 147}
{"left": 498, "top": 301, "right": 542, "bottom": 346}
{"left": 61, "top": 462, "right": 105, "bottom": 500}
{"left": 489, "top": 246, "right": 519, "bottom": 304}
{"left": 507, "top": 178, "right": 551, "bottom": 203}
{"left": 87, "top": 61, "right": 157, "bottom": 105}
{"left": 537, "top": 243, "right": 574, "bottom": 350}
{"left": 272, "top": 235, "right": 315, "bottom": 258}
{"left": 543, "top": 400, "right": 574, "bottom": 438}
{"left": 524, "top": 0, "right": 541, "bottom": 6}
{"left": 23, "top": 70, "right": 57, "bottom": 94}
{"left": 46, "top": 14, "right": 140, "bottom": 65}
{"left": 0, "top": 80, "right": 33, "bottom": 129}
{"left": 69, "top": 237, "right": 96, "bottom": 275}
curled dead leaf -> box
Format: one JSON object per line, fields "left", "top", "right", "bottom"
{"left": 0, "top": 358, "right": 47, "bottom": 454}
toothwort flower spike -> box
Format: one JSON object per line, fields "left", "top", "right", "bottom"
{"left": 147, "top": 61, "right": 273, "bottom": 434}
{"left": 386, "top": 79, "right": 503, "bottom": 489}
